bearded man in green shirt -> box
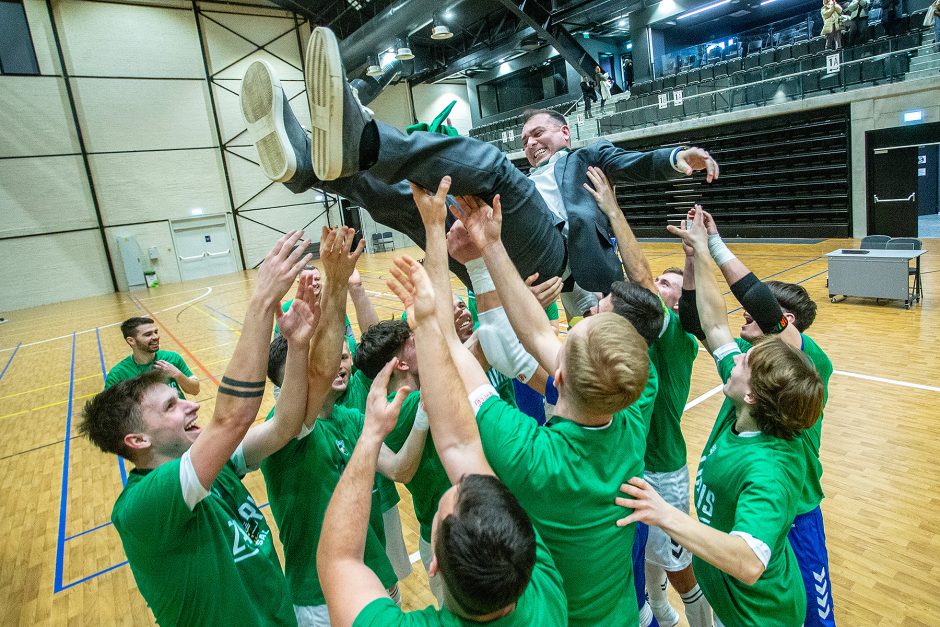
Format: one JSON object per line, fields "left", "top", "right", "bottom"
{"left": 105, "top": 317, "right": 200, "bottom": 398}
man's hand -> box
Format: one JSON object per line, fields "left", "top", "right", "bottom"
{"left": 676, "top": 147, "right": 720, "bottom": 183}
{"left": 255, "top": 230, "right": 313, "bottom": 305}
{"left": 347, "top": 268, "right": 362, "bottom": 289}
{"left": 525, "top": 273, "right": 563, "bottom": 309}
{"left": 387, "top": 256, "right": 437, "bottom": 328}
{"left": 582, "top": 166, "right": 621, "bottom": 221}
{"left": 319, "top": 226, "right": 365, "bottom": 284}
{"left": 667, "top": 204, "right": 709, "bottom": 252}
{"left": 409, "top": 176, "right": 451, "bottom": 227}
{"left": 446, "top": 220, "right": 482, "bottom": 265}
{"left": 687, "top": 205, "right": 719, "bottom": 235}
{"left": 614, "top": 476, "right": 678, "bottom": 528}
{"left": 153, "top": 360, "right": 183, "bottom": 378}
{"left": 363, "top": 358, "right": 411, "bottom": 443}
{"left": 277, "top": 273, "right": 320, "bottom": 345}
{"left": 450, "top": 194, "right": 503, "bottom": 251}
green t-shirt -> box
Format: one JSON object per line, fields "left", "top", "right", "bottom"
{"left": 734, "top": 335, "right": 832, "bottom": 514}
{"left": 646, "top": 308, "right": 698, "bottom": 472}
{"left": 475, "top": 384, "right": 652, "bottom": 627}
{"left": 384, "top": 391, "right": 452, "bottom": 543}
{"left": 466, "top": 291, "right": 559, "bottom": 327}
{"left": 260, "top": 405, "right": 395, "bottom": 606}
{"left": 278, "top": 299, "right": 356, "bottom": 353}
{"left": 104, "top": 350, "right": 193, "bottom": 398}
{"left": 112, "top": 456, "right": 295, "bottom": 626}
{"left": 692, "top": 350, "right": 807, "bottom": 627}
{"left": 352, "top": 531, "right": 568, "bottom": 626}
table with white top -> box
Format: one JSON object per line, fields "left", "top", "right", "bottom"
{"left": 826, "top": 248, "right": 926, "bottom": 308}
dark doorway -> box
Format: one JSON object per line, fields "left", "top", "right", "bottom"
{"left": 868, "top": 146, "right": 918, "bottom": 237}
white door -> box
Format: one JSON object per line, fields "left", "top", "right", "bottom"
{"left": 171, "top": 216, "right": 239, "bottom": 281}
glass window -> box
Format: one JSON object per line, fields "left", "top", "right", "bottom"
{"left": 477, "top": 58, "right": 568, "bottom": 117}
{"left": 0, "top": 1, "right": 40, "bottom": 76}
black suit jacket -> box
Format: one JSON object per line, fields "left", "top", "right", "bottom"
{"left": 550, "top": 142, "right": 683, "bottom": 292}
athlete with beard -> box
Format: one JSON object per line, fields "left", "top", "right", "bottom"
{"left": 105, "top": 317, "right": 200, "bottom": 398}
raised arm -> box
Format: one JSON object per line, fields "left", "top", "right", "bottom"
{"left": 239, "top": 273, "right": 320, "bottom": 468}
{"left": 451, "top": 194, "right": 563, "bottom": 372}
{"left": 591, "top": 142, "right": 719, "bottom": 185}
{"left": 582, "top": 165, "right": 656, "bottom": 294}
{"left": 387, "top": 256, "right": 494, "bottom": 483}
{"left": 347, "top": 267, "right": 379, "bottom": 334}
{"left": 667, "top": 211, "right": 734, "bottom": 351}
{"left": 318, "top": 359, "right": 409, "bottom": 625}
{"left": 188, "top": 230, "right": 311, "bottom": 488}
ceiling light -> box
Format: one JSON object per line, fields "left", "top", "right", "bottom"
{"left": 366, "top": 54, "right": 383, "bottom": 77}
{"left": 431, "top": 24, "right": 453, "bottom": 39}
{"left": 395, "top": 47, "right": 414, "bottom": 60}
{"left": 677, "top": 0, "right": 731, "bottom": 20}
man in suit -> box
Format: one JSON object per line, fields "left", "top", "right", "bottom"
{"left": 241, "top": 27, "right": 718, "bottom": 305}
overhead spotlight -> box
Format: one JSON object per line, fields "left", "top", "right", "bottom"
{"left": 366, "top": 54, "right": 383, "bottom": 77}
{"left": 431, "top": 23, "right": 453, "bottom": 39}
{"left": 395, "top": 37, "right": 414, "bottom": 60}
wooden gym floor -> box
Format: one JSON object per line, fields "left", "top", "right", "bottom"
{"left": 0, "top": 238, "right": 938, "bottom": 626}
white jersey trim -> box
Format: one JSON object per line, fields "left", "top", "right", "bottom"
{"left": 296, "top": 422, "right": 314, "bottom": 440}
{"left": 712, "top": 342, "right": 741, "bottom": 364}
{"left": 179, "top": 449, "right": 210, "bottom": 511}
{"left": 468, "top": 384, "right": 498, "bottom": 416}
{"left": 731, "top": 530, "right": 771, "bottom": 568}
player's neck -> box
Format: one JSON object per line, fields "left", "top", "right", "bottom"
{"left": 554, "top": 396, "right": 612, "bottom": 427}
{"left": 733, "top": 406, "right": 760, "bottom": 434}
{"left": 132, "top": 347, "right": 156, "bottom": 365}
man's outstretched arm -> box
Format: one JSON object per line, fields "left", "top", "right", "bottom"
{"left": 188, "top": 230, "right": 312, "bottom": 489}
{"left": 318, "top": 360, "right": 409, "bottom": 626}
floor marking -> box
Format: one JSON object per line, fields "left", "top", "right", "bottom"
{"left": 130, "top": 296, "right": 220, "bottom": 387}
{"left": 95, "top": 327, "right": 128, "bottom": 486}
{"left": 0, "top": 373, "right": 102, "bottom": 402}
{"left": 192, "top": 304, "right": 241, "bottom": 334}
{"left": 684, "top": 384, "right": 724, "bottom": 410}
{"left": 203, "top": 303, "right": 243, "bottom": 326}
{"left": 832, "top": 370, "right": 940, "bottom": 394}
{"left": 0, "top": 342, "right": 22, "bottom": 382}
{"left": 409, "top": 550, "right": 421, "bottom": 564}
{"left": 53, "top": 332, "right": 76, "bottom": 593}
{"left": 0, "top": 287, "right": 214, "bottom": 353}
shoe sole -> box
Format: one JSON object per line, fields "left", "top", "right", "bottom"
{"left": 305, "top": 28, "right": 344, "bottom": 181}
{"left": 240, "top": 60, "right": 295, "bottom": 182}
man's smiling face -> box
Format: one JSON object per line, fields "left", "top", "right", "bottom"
{"left": 521, "top": 113, "right": 571, "bottom": 167}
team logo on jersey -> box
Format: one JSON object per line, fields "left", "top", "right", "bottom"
{"left": 335, "top": 439, "right": 349, "bottom": 457}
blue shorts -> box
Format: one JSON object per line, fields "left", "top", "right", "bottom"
{"left": 789, "top": 506, "right": 835, "bottom": 627}
{"left": 633, "top": 522, "right": 660, "bottom": 627}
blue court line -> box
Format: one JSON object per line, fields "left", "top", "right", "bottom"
{"left": 65, "top": 521, "right": 112, "bottom": 541}
{"left": 204, "top": 303, "right": 243, "bottom": 326}
{"left": 57, "top": 561, "right": 128, "bottom": 592}
{"left": 95, "top": 327, "right": 128, "bottom": 486}
{"left": 53, "top": 332, "right": 76, "bottom": 593}
{"left": 0, "top": 342, "right": 22, "bottom": 382}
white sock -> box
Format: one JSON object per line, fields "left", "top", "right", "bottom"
{"left": 639, "top": 601, "right": 655, "bottom": 627}
{"left": 680, "top": 584, "right": 714, "bottom": 627}
{"left": 645, "top": 561, "right": 670, "bottom": 607}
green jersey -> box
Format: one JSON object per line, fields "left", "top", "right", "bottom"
{"left": 646, "top": 308, "right": 698, "bottom": 472}
{"left": 474, "top": 373, "right": 656, "bottom": 627}
{"left": 352, "top": 531, "right": 568, "bottom": 626}
{"left": 104, "top": 350, "right": 192, "bottom": 398}
{"left": 112, "top": 454, "right": 295, "bottom": 626}
{"left": 735, "top": 335, "right": 832, "bottom": 514}
{"left": 279, "top": 299, "right": 356, "bottom": 354}
{"left": 692, "top": 350, "right": 807, "bottom": 626}
{"left": 260, "top": 406, "right": 395, "bottom": 606}
{"left": 467, "top": 290, "right": 559, "bottom": 327}
{"left": 384, "top": 391, "right": 451, "bottom": 543}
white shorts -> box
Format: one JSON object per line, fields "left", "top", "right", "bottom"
{"left": 383, "top": 506, "right": 413, "bottom": 580}
{"left": 294, "top": 603, "right": 330, "bottom": 627}
{"left": 644, "top": 467, "right": 693, "bottom": 571}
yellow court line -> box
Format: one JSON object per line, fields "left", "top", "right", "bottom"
{"left": 0, "top": 391, "right": 98, "bottom": 421}
{"left": 192, "top": 305, "right": 241, "bottom": 335}
{"left": 0, "top": 372, "right": 102, "bottom": 401}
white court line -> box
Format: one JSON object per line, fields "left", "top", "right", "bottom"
{"left": 0, "top": 287, "right": 213, "bottom": 352}
{"left": 832, "top": 370, "right": 940, "bottom": 393}
{"left": 684, "top": 384, "right": 724, "bottom": 410}
{"left": 409, "top": 550, "right": 421, "bottom": 564}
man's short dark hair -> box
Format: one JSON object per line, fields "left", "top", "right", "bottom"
{"left": 80, "top": 371, "right": 166, "bottom": 459}
{"left": 609, "top": 281, "right": 665, "bottom": 346}
{"left": 661, "top": 266, "right": 684, "bottom": 277}
{"left": 766, "top": 281, "right": 817, "bottom": 331}
{"left": 120, "top": 317, "right": 154, "bottom": 340}
{"left": 353, "top": 320, "right": 411, "bottom": 379}
{"left": 436, "top": 474, "right": 536, "bottom": 617}
{"left": 522, "top": 108, "right": 568, "bottom": 127}
{"left": 268, "top": 335, "right": 288, "bottom": 387}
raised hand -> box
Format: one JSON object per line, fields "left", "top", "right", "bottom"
{"left": 525, "top": 272, "right": 563, "bottom": 310}
{"left": 363, "top": 358, "right": 411, "bottom": 441}
{"left": 277, "top": 272, "right": 320, "bottom": 345}
{"left": 152, "top": 360, "right": 182, "bottom": 378}
{"left": 582, "top": 166, "right": 621, "bottom": 220}
{"left": 676, "top": 147, "right": 720, "bottom": 183}
{"left": 409, "top": 176, "right": 451, "bottom": 227}
{"left": 256, "top": 230, "right": 313, "bottom": 305}
{"left": 614, "top": 476, "right": 676, "bottom": 528}
{"left": 446, "top": 220, "right": 482, "bottom": 265}
{"left": 687, "top": 205, "right": 719, "bottom": 235}
{"left": 319, "top": 226, "right": 365, "bottom": 284}
{"left": 450, "top": 194, "right": 503, "bottom": 251}
{"left": 387, "top": 255, "right": 437, "bottom": 327}
{"left": 666, "top": 203, "right": 709, "bottom": 252}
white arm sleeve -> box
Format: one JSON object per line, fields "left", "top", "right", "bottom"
{"left": 730, "top": 531, "right": 771, "bottom": 568}
{"left": 179, "top": 449, "right": 210, "bottom": 511}
{"left": 477, "top": 307, "right": 539, "bottom": 384}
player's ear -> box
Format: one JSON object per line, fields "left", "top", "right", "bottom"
{"left": 124, "top": 432, "right": 151, "bottom": 452}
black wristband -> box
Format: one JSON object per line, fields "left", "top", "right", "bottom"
{"left": 730, "top": 273, "right": 787, "bottom": 334}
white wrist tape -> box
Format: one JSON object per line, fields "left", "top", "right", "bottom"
{"left": 413, "top": 401, "right": 429, "bottom": 431}
{"left": 708, "top": 233, "right": 736, "bottom": 266}
{"left": 477, "top": 308, "right": 539, "bottom": 383}
{"left": 465, "top": 258, "right": 495, "bottom": 295}
{"left": 468, "top": 384, "right": 498, "bottom": 416}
